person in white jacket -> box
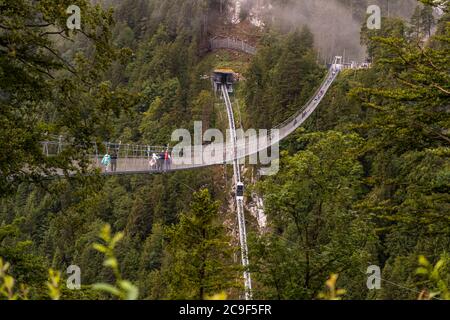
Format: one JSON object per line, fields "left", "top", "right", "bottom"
{"left": 149, "top": 153, "right": 158, "bottom": 170}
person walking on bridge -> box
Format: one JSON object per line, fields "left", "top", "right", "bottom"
{"left": 164, "top": 148, "right": 171, "bottom": 172}
{"left": 110, "top": 150, "right": 118, "bottom": 172}
{"left": 101, "top": 152, "right": 111, "bottom": 173}
{"left": 157, "top": 152, "right": 165, "bottom": 171}
{"left": 150, "top": 153, "right": 158, "bottom": 170}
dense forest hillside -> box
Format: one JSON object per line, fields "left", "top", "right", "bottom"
{"left": 0, "top": 0, "right": 449, "bottom": 301}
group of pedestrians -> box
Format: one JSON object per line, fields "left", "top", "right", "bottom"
{"left": 101, "top": 150, "right": 118, "bottom": 173}
{"left": 149, "top": 149, "right": 171, "bottom": 172}
{"left": 101, "top": 148, "right": 172, "bottom": 173}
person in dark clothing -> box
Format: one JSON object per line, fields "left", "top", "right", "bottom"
{"left": 110, "top": 150, "right": 118, "bottom": 172}
{"left": 157, "top": 152, "right": 165, "bottom": 171}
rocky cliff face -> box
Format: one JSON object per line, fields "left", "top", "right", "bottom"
{"left": 229, "top": 0, "right": 266, "bottom": 27}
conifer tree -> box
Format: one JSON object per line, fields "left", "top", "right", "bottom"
{"left": 162, "top": 189, "right": 238, "bottom": 299}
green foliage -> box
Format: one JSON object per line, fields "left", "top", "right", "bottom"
{"left": 0, "top": 257, "right": 28, "bottom": 300}
{"left": 416, "top": 254, "right": 450, "bottom": 300}
{"left": 0, "top": 220, "right": 48, "bottom": 299}
{"left": 161, "top": 189, "right": 239, "bottom": 299}
{"left": 251, "top": 131, "right": 376, "bottom": 299}
{"left": 352, "top": 10, "right": 449, "bottom": 300}
{"left": 243, "top": 28, "right": 324, "bottom": 128}
{"left": 46, "top": 269, "right": 62, "bottom": 300}
{"left": 410, "top": 4, "right": 435, "bottom": 39}
{"left": 0, "top": 0, "right": 138, "bottom": 195}
{"left": 317, "top": 274, "right": 347, "bottom": 300}
{"left": 92, "top": 224, "right": 139, "bottom": 300}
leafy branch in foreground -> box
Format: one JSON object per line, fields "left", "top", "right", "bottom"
{"left": 317, "top": 274, "right": 347, "bottom": 300}
{"left": 0, "top": 258, "right": 28, "bottom": 300}
{"left": 92, "top": 225, "right": 139, "bottom": 300}
{"left": 416, "top": 255, "right": 450, "bottom": 300}
{"left": 47, "top": 269, "right": 62, "bottom": 300}
{"left": 205, "top": 292, "right": 228, "bottom": 300}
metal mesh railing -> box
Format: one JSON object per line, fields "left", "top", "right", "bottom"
{"left": 210, "top": 37, "right": 257, "bottom": 55}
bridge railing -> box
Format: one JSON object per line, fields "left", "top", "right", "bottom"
{"left": 210, "top": 37, "right": 257, "bottom": 55}
{"left": 40, "top": 140, "right": 171, "bottom": 159}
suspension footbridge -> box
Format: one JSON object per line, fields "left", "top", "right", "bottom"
{"left": 41, "top": 57, "right": 344, "bottom": 176}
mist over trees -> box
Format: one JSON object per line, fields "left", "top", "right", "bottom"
{"left": 234, "top": 0, "right": 419, "bottom": 61}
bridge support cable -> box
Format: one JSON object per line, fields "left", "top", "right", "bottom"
{"left": 221, "top": 85, "right": 252, "bottom": 300}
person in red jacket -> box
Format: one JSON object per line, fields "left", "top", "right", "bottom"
{"left": 164, "top": 148, "right": 171, "bottom": 172}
